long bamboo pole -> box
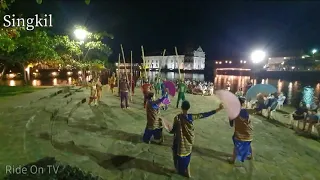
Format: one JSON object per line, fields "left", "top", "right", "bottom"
{"left": 158, "top": 49, "right": 166, "bottom": 74}
{"left": 117, "top": 53, "right": 120, "bottom": 96}
{"left": 141, "top": 46, "right": 147, "bottom": 80}
{"left": 120, "top": 45, "right": 130, "bottom": 99}
{"left": 175, "top": 47, "right": 182, "bottom": 80}
{"left": 130, "top": 50, "right": 133, "bottom": 101}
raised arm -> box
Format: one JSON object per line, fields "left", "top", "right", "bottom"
{"left": 188, "top": 103, "right": 224, "bottom": 121}
{"left": 153, "top": 96, "right": 166, "bottom": 104}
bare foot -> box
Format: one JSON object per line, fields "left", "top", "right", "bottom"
{"left": 227, "top": 157, "right": 235, "bottom": 164}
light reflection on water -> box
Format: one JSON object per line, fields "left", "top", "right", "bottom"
{"left": 214, "top": 75, "right": 320, "bottom": 105}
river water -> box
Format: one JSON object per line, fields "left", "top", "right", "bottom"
{"left": 1, "top": 72, "right": 319, "bottom": 106}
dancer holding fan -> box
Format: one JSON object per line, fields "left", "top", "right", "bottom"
{"left": 165, "top": 101, "right": 224, "bottom": 178}
{"left": 228, "top": 97, "right": 253, "bottom": 164}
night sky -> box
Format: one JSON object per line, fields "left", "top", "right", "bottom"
{"left": 7, "top": 0, "right": 320, "bottom": 62}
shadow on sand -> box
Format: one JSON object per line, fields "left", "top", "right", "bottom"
{"left": 51, "top": 140, "right": 174, "bottom": 177}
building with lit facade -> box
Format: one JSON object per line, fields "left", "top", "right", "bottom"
{"left": 143, "top": 46, "right": 206, "bottom": 70}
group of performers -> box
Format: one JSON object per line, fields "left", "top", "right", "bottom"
{"left": 90, "top": 73, "right": 254, "bottom": 178}
{"left": 140, "top": 76, "right": 253, "bottom": 178}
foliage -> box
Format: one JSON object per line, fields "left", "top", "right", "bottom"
{"left": 1, "top": 29, "right": 60, "bottom": 69}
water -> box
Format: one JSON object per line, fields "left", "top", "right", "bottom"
{"left": 1, "top": 72, "right": 320, "bottom": 106}
{"left": 214, "top": 75, "right": 320, "bottom": 106}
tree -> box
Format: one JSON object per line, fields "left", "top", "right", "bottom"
{"left": 7, "top": 30, "right": 60, "bottom": 84}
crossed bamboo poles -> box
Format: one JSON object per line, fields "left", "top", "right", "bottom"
{"left": 118, "top": 45, "right": 183, "bottom": 102}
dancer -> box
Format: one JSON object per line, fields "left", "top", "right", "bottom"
{"left": 228, "top": 98, "right": 253, "bottom": 164}
{"left": 155, "top": 77, "right": 161, "bottom": 96}
{"left": 142, "top": 91, "right": 168, "bottom": 144}
{"left": 119, "top": 76, "right": 130, "bottom": 109}
{"left": 88, "top": 79, "right": 98, "bottom": 106}
{"left": 96, "top": 77, "right": 103, "bottom": 103}
{"left": 169, "top": 101, "right": 223, "bottom": 177}
{"left": 142, "top": 80, "right": 152, "bottom": 108}
{"left": 176, "top": 79, "right": 187, "bottom": 108}
{"left": 109, "top": 72, "right": 116, "bottom": 94}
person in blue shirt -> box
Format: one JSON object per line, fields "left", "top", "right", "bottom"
{"left": 168, "top": 101, "right": 223, "bottom": 177}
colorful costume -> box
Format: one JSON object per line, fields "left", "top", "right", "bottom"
{"left": 229, "top": 109, "right": 253, "bottom": 162}
{"left": 143, "top": 96, "right": 166, "bottom": 143}
{"left": 119, "top": 80, "right": 130, "bottom": 108}
{"left": 169, "top": 110, "right": 217, "bottom": 176}
{"left": 142, "top": 83, "right": 152, "bottom": 108}
{"left": 176, "top": 82, "right": 187, "bottom": 108}
{"left": 109, "top": 75, "right": 116, "bottom": 94}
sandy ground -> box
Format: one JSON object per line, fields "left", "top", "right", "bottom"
{"left": 0, "top": 86, "right": 320, "bottom": 180}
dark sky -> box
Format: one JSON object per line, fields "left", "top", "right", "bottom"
{"left": 8, "top": 0, "right": 320, "bottom": 62}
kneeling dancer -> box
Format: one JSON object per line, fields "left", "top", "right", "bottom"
{"left": 169, "top": 101, "right": 223, "bottom": 177}
{"left": 142, "top": 91, "right": 167, "bottom": 144}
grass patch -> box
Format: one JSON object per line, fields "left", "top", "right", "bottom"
{"left": 0, "top": 86, "right": 46, "bottom": 97}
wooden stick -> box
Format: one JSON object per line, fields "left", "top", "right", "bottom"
{"left": 175, "top": 47, "right": 182, "bottom": 80}
{"left": 120, "top": 44, "right": 130, "bottom": 97}
{"left": 158, "top": 49, "right": 166, "bottom": 74}
{"left": 130, "top": 50, "right": 133, "bottom": 101}
{"left": 141, "top": 46, "right": 147, "bottom": 80}
{"left": 117, "top": 53, "right": 120, "bottom": 96}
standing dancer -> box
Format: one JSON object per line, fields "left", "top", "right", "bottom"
{"left": 168, "top": 101, "right": 223, "bottom": 177}
{"left": 143, "top": 91, "right": 167, "bottom": 144}
{"left": 88, "top": 79, "right": 98, "bottom": 106}
{"left": 142, "top": 80, "right": 152, "bottom": 108}
{"left": 119, "top": 77, "right": 130, "bottom": 109}
{"left": 176, "top": 79, "right": 187, "bottom": 108}
{"left": 96, "top": 77, "right": 103, "bottom": 103}
{"left": 155, "top": 77, "right": 161, "bottom": 96}
{"left": 109, "top": 72, "right": 116, "bottom": 94}
{"left": 228, "top": 98, "right": 253, "bottom": 164}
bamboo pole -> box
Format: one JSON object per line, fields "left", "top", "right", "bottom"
{"left": 117, "top": 53, "right": 120, "bottom": 96}
{"left": 158, "top": 49, "right": 166, "bottom": 74}
{"left": 120, "top": 44, "right": 130, "bottom": 99}
{"left": 175, "top": 47, "right": 182, "bottom": 80}
{"left": 141, "top": 46, "right": 147, "bottom": 81}
{"left": 130, "top": 50, "right": 133, "bottom": 101}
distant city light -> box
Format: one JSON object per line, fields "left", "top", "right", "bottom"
{"left": 219, "top": 62, "right": 222, "bottom": 64}
{"left": 312, "top": 49, "right": 317, "bottom": 54}
{"left": 67, "top": 72, "right": 72, "bottom": 76}
{"left": 225, "top": 61, "right": 228, "bottom": 63}
{"left": 52, "top": 72, "right": 57, "bottom": 76}
{"left": 291, "top": 66, "right": 295, "bottom": 69}
{"left": 243, "top": 61, "right": 246, "bottom": 63}
{"left": 251, "top": 50, "right": 266, "bottom": 64}
{"left": 229, "top": 61, "right": 232, "bottom": 64}
{"left": 36, "top": 69, "right": 38, "bottom": 72}
{"left": 215, "top": 62, "right": 218, "bottom": 64}
{"left": 240, "top": 60, "right": 243, "bottom": 63}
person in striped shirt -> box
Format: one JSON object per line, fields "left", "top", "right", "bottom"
{"left": 142, "top": 91, "right": 168, "bottom": 144}
{"left": 169, "top": 101, "right": 224, "bottom": 177}
{"left": 228, "top": 97, "right": 253, "bottom": 164}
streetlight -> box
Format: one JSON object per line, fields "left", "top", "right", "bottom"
{"left": 74, "top": 28, "right": 88, "bottom": 42}
{"left": 250, "top": 50, "right": 266, "bottom": 64}
{"left": 312, "top": 49, "right": 317, "bottom": 54}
